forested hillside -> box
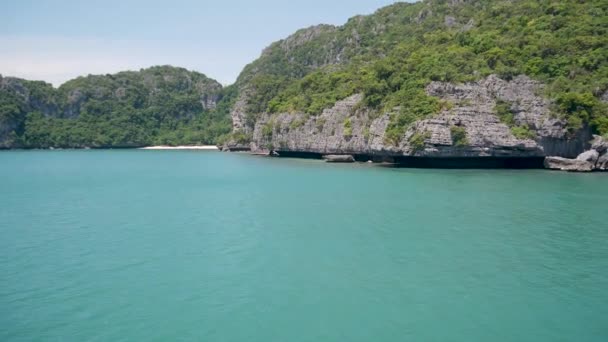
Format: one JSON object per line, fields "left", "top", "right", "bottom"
{"left": 0, "top": 66, "right": 233, "bottom": 148}
{"left": 2, "top": 0, "right": 607, "bottom": 151}
{"left": 231, "top": 0, "right": 608, "bottom": 144}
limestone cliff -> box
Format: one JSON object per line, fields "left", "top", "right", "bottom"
{"left": 244, "top": 75, "right": 590, "bottom": 160}
{"left": 228, "top": 24, "right": 358, "bottom": 139}
{"left": 223, "top": 0, "right": 607, "bottom": 169}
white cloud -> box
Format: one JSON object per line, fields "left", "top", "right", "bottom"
{"left": 0, "top": 35, "right": 254, "bottom": 86}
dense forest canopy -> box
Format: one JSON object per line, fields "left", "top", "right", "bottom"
{"left": 236, "top": 0, "right": 608, "bottom": 142}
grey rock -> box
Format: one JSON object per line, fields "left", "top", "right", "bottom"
{"left": 230, "top": 23, "right": 355, "bottom": 135}
{"left": 576, "top": 149, "right": 599, "bottom": 164}
{"left": 251, "top": 94, "right": 386, "bottom": 155}
{"left": 597, "top": 153, "right": 608, "bottom": 171}
{"left": 115, "top": 87, "right": 127, "bottom": 99}
{"left": 0, "top": 75, "right": 59, "bottom": 147}
{"left": 250, "top": 150, "right": 272, "bottom": 156}
{"left": 230, "top": 89, "right": 251, "bottom": 133}
{"left": 461, "top": 19, "right": 475, "bottom": 32}
{"left": 65, "top": 89, "right": 87, "bottom": 118}
{"left": 426, "top": 74, "right": 591, "bottom": 157}
{"left": 278, "top": 25, "right": 337, "bottom": 53}
{"left": 416, "top": 8, "right": 432, "bottom": 23}
{"left": 548, "top": 138, "right": 608, "bottom": 171}
{"left": 323, "top": 155, "right": 355, "bottom": 163}
{"left": 444, "top": 16, "right": 457, "bottom": 27}
{"left": 544, "top": 157, "right": 594, "bottom": 172}
{"left": 195, "top": 81, "right": 222, "bottom": 111}
{"left": 245, "top": 75, "right": 589, "bottom": 160}
{"left": 443, "top": 15, "right": 475, "bottom": 31}
{"left": 591, "top": 135, "right": 607, "bottom": 154}
{"left": 592, "top": 135, "right": 608, "bottom": 171}
{"left": 222, "top": 143, "right": 251, "bottom": 152}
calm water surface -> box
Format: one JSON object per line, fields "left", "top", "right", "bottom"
{"left": 1, "top": 150, "right": 607, "bottom": 341}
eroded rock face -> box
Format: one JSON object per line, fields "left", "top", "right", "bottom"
{"left": 278, "top": 25, "right": 337, "bottom": 54}
{"left": 426, "top": 75, "right": 592, "bottom": 157}
{"left": 230, "top": 89, "right": 251, "bottom": 133}
{"left": 590, "top": 135, "right": 608, "bottom": 171}
{"left": 0, "top": 75, "right": 59, "bottom": 147}
{"left": 64, "top": 89, "right": 87, "bottom": 118}
{"left": 245, "top": 75, "right": 589, "bottom": 160}
{"left": 0, "top": 76, "right": 23, "bottom": 147}
{"left": 591, "top": 135, "right": 608, "bottom": 154}
{"left": 251, "top": 94, "right": 390, "bottom": 155}
{"left": 597, "top": 153, "right": 608, "bottom": 171}
{"left": 544, "top": 135, "right": 608, "bottom": 172}
{"left": 544, "top": 157, "right": 594, "bottom": 172}
{"left": 0, "top": 76, "right": 58, "bottom": 116}
{"left": 576, "top": 150, "right": 600, "bottom": 164}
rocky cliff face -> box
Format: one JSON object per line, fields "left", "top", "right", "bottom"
{"left": 424, "top": 75, "right": 591, "bottom": 158}
{"left": 0, "top": 76, "right": 59, "bottom": 116}
{"left": 228, "top": 24, "right": 358, "bottom": 138}
{"left": 223, "top": 0, "right": 607, "bottom": 170}
{"left": 251, "top": 94, "right": 379, "bottom": 155}
{"left": 230, "top": 88, "right": 252, "bottom": 134}
{"left": 0, "top": 75, "right": 59, "bottom": 147}
{"left": 245, "top": 75, "right": 589, "bottom": 160}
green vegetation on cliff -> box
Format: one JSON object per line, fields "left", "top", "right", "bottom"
{"left": 3, "top": 0, "right": 608, "bottom": 149}
{"left": 238, "top": 0, "right": 608, "bottom": 140}
{"left": 0, "top": 66, "right": 232, "bottom": 148}
{"left": 450, "top": 126, "right": 469, "bottom": 146}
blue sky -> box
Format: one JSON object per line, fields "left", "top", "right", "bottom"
{"left": 1, "top": 0, "right": 408, "bottom": 86}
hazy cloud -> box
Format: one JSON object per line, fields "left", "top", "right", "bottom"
{"left": 0, "top": 35, "right": 256, "bottom": 86}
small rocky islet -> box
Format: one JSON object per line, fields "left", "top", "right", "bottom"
{"left": 2, "top": 0, "right": 607, "bottom": 172}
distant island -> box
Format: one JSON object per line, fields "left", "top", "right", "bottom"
{"left": 0, "top": 66, "right": 231, "bottom": 149}
{"left": 1, "top": 0, "right": 607, "bottom": 170}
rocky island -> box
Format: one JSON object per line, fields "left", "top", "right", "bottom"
{"left": 220, "top": 0, "right": 608, "bottom": 171}
{"left": 2, "top": 0, "right": 607, "bottom": 171}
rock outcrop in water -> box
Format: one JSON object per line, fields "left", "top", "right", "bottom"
{"left": 545, "top": 136, "right": 608, "bottom": 172}
{"left": 544, "top": 157, "right": 595, "bottom": 172}
{"left": 593, "top": 137, "right": 608, "bottom": 171}
{"left": 323, "top": 155, "right": 355, "bottom": 163}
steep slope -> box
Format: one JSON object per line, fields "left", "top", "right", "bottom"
{"left": 225, "top": 0, "right": 608, "bottom": 160}
{"left": 0, "top": 66, "right": 231, "bottom": 148}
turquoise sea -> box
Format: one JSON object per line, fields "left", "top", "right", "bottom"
{"left": 1, "top": 150, "right": 607, "bottom": 341}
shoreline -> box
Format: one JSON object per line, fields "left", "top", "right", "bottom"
{"left": 139, "top": 145, "right": 219, "bottom": 150}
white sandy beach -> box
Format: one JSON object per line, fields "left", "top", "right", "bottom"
{"left": 139, "top": 146, "right": 219, "bottom": 150}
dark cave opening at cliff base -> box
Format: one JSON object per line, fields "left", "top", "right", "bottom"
{"left": 275, "top": 151, "right": 324, "bottom": 159}
{"left": 387, "top": 156, "right": 546, "bottom": 169}
{"left": 273, "top": 151, "right": 546, "bottom": 169}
